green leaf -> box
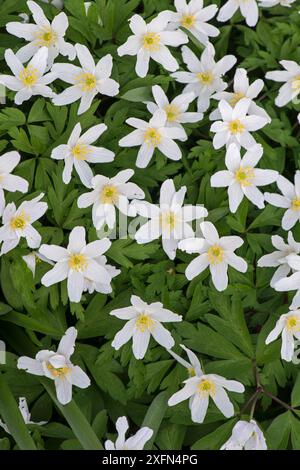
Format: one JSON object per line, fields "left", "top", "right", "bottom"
{"left": 291, "top": 372, "right": 300, "bottom": 408}
{"left": 40, "top": 379, "right": 103, "bottom": 450}
{"left": 266, "top": 411, "right": 292, "bottom": 450}
{"left": 121, "top": 87, "right": 153, "bottom": 102}
{"left": 191, "top": 418, "right": 237, "bottom": 450}
{"left": 0, "top": 373, "right": 37, "bottom": 450}
{"left": 142, "top": 391, "right": 168, "bottom": 450}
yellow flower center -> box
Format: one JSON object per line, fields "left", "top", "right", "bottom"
{"left": 181, "top": 14, "right": 196, "bottom": 29}
{"left": 197, "top": 379, "right": 216, "bottom": 397}
{"left": 100, "top": 185, "right": 119, "bottom": 204}
{"left": 235, "top": 166, "right": 255, "bottom": 187}
{"left": 71, "top": 143, "right": 90, "bottom": 161}
{"left": 35, "top": 27, "right": 57, "bottom": 47}
{"left": 292, "top": 198, "right": 300, "bottom": 211}
{"left": 286, "top": 315, "right": 300, "bottom": 332}
{"left": 292, "top": 75, "right": 300, "bottom": 91}
{"left": 47, "top": 363, "right": 70, "bottom": 378}
{"left": 228, "top": 119, "right": 245, "bottom": 134}
{"left": 229, "top": 92, "right": 245, "bottom": 107}
{"left": 160, "top": 211, "right": 177, "bottom": 231}
{"left": 207, "top": 244, "right": 224, "bottom": 264}
{"left": 187, "top": 367, "right": 196, "bottom": 377}
{"left": 197, "top": 71, "right": 214, "bottom": 85}
{"left": 165, "top": 104, "right": 180, "bottom": 122}
{"left": 142, "top": 32, "right": 161, "bottom": 51}
{"left": 10, "top": 212, "right": 30, "bottom": 231}
{"left": 135, "top": 314, "right": 155, "bottom": 332}
{"left": 19, "top": 66, "right": 39, "bottom": 87}
{"left": 76, "top": 72, "right": 97, "bottom": 92}
{"left": 68, "top": 254, "right": 88, "bottom": 272}
{"left": 144, "top": 128, "right": 162, "bottom": 147}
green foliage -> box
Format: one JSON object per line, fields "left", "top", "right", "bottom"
{"left": 0, "top": 0, "right": 299, "bottom": 451}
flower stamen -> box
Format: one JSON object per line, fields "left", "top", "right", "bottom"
{"left": 47, "top": 363, "right": 70, "bottom": 378}
{"left": 228, "top": 119, "right": 245, "bottom": 134}
{"left": 100, "top": 185, "right": 119, "bottom": 204}
{"left": 10, "top": 212, "right": 30, "bottom": 231}
{"left": 142, "top": 32, "right": 161, "bottom": 52}
{"left": 229, "top": 92, "right": 245, "bottom": 107}
{"left": 197, "top": 71, "right": 214, "bottom": 85}
{"left": 292, "top": 198, "right": 300, "bottom": 211}
{"left": 286, "top": 315, "right": 300, "bottom": 332}
{"left": 71, "top": 143, "right": 90, "bottom": 161}
{"left": 197, "top": 379, "right": 216, "bottom": 397}
{"left": 207, "top": 244, "right": 224, "bottom": 264}
{"left": 160, "top": 211, "right": 177, "bottom": 230}
{"left": 68, "top": 254, "right": 88, "bottom": 272}
{"left": 135, "top": 314, "right": 155, "bottom": 332}
{"left": 35, "top": 27, "right": 57, "bottom": 47}
{"left": 76, "top": 72, "right": 97, "bottom": 92}
{"left": 19, "top": 66, "right": 39, "bottom": 87}
{"left": 181, "top": 14, "right": 196, "bottom": 29}
{"left": 235, "top": 166, "right": 255, "bottom": 187}
{"left": 165, "top": 104, "right": 180, "bottom": 122}
{"left": 144, "top": 128, "right": 161, "bottom": 147}
{"left": 292, "top": 75, "right": 300, "bottom": 91}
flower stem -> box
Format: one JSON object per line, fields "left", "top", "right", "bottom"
{"left": 263, "top": 389, "right": 294, "bottom": 411}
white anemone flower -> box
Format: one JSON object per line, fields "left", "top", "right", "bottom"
{"left": 52, "top": 44, "right": 119, "bottom": 115}
{"left": 51, "top": 122, "right": 114, "bottom": 188}
{"left": 274, "top": 254, "right": 300, "bottom": 309}
{"left": 0, "top": 193, "right": 47, "bottom": 255}
{"left": 0, "top": 47, "right": 56, "bottom": 105}
{"left": 221, "top": 420, "right": 267, "bottom": 450}
{"left": 146, "top": 85, "right": 203, "bottom": 129}
{"left": 171, "top": 45, "right": 236, "bottom": 113}
{"left": 210, "top": 143, "right": 278, "bottom": 212}
{"left": 258, "top": 231, "right": 300, "bottom": 288}
{"left": 132, "top": 179, "right": 208, "bottom": 260}
{"left": 266, "top": 61, "right": 300, "bottom": 107}
{"left": 210, "top": 68, "right": 271, "bottom": 123}
{"left": 110, "top": 295, "right": 182, "bottom": 360}
{"left": 0, "top": 397, "right": 47, "bottom": 434}
{"left": 217, "top": 0, "right": 259, "bottom": 28}
{"left": 119, "top": 109, "right": 187, "bottom": 168}
{"left": 168, "top": 372, "right": 244, "bottom": 423}
{"left": 83, "top": 256, "right": 120, "bottom": 295}
{"left": 265, "top": 310, "right": 300, "bottom": 362}
{"left": 77, "top": 169, "right": 145, "bottom": 230}
{"left": 6, "top": 0, "right": 75, "bottom": 67}
{"left": 105, "top": 416, "right": 153, "bottom": 450}
{"left": 41, "top": 0, "right": 64, "bottom": 8}
{"left": 259, "top": 0, "right": 296, "bottom": 8}
{"left": 168, "top": 0, "right": 219, "bottom": 46}
{"left": 22, "top": 251, "right": 54, "bottom": 277}
{"left": 18, "top": 327, "right": 90, "bottom": 405}
{"left": 264, "top": 171, "right": 300, "bottom": 230}
{"left": 0, "top": 151, "right": 29, "bottom": 216}
{"left": 117, "top": 13, "right": 188, "bottom": 78}
{"left": 168, "top": 344, "right": 203, "bottom": 377}
{"left": 18, "top": 13, "right": 30, "bottom": 23}
{"left": 39, "top": 226, "right": 113, "bottom": 303}
{"left": 178, "top": 221, "right": 247, "bottom": 291}
{"left": 210, "top": 98, "right": 269, "bottom": 150}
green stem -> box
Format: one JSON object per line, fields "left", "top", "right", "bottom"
{"left": 239, "top": 387, "right": 262, "bottom": 416}
{"left": 249, "top": 393, "right": 260, "bottom": 420}
{"left": 263, "top": 389, "right": 294, "bottom": 412}
{"left": 41, "top": 379, "right": 103, "bottom": 450}
{"left": 0, "top": 373, "right": 37, "bottom": 450}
